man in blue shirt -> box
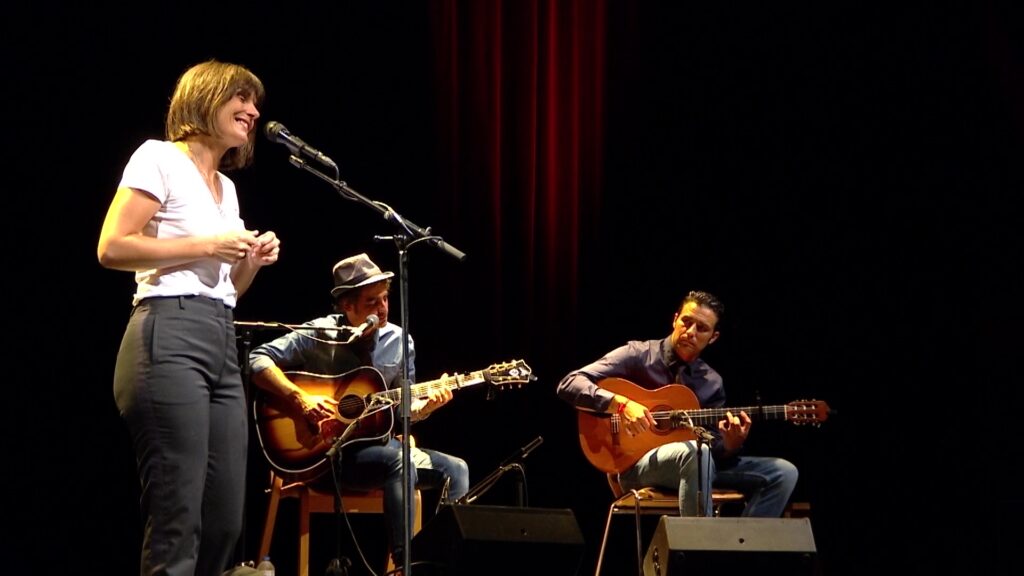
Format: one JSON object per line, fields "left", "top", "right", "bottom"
{"left": 249, "top": 253, "right": 469, "bottom": 571}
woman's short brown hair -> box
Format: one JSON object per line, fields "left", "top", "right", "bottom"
{"left": 165, "top": 59, "right": 265, "bottom": 170}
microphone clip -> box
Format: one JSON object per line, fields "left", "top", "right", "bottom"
{"left": 369, "top": 395, "right": 396, "bottom": 407}
{"left": 343, "top": 314, "right": 380, "bottom": 344}
{"left": 264, "top": 121, "right": 337, "bottom": 170}
{"left": 326, "top": 397, "right": 396, "bottom": 459}
{"left": 669, "top": 410, "right": 716, "bottom": 442}
{"left": 690, "top": 425, "right": 716, "bottom": 443}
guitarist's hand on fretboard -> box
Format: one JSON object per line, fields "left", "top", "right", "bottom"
{"left": 412, "top": 377, "right": 455, "bottom": 420}
{"left": 718, "top": 410, "right": 752, "bottom": 455}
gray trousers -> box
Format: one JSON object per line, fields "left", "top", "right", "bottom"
{"left": 114, "top": 295, "right": 247, "bottom": 576}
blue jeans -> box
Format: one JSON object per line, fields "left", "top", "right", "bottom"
{"left": 715, "top": 454, "right": 798, "bottom": 517}
{"left": 618, "top": 440, "right": 714, "bottom": 516}
{"left": 335, "top": 437, "right": 469, "bottom": 565}
{"left": 617, "top": 440, "right": 798, "bottom": 517}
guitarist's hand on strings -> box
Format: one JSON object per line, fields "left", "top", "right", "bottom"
{"left": 295, "top": 393, "right": 338, "bottom": 436}
{"left": 298, "top": 393, "right": 337, "bottom": 423}
{"left": 718, "top": 410, "right": 751, "bottom": 455}
{"left": 613, "top": 395, "right": 655, "bottom": 436}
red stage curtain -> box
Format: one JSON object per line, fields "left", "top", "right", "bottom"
{"left": 431, "top": 0, "right": 606, "bottom": 344}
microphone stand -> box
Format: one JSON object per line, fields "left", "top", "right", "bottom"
{"left": 286, "top": 156, "right": 466, "bottom": 262}
{"left": 455, "top": 436, "right": 543, "bottom": 506}
{"left": 670, "top": 411, "right": 715, "bottom": 517}
{"left": 692, "top": 426, "right": 713, "bottom": 517}
{"left": 284, "top": 154, "right": 466, "bottom": 576}
{"left": 232, "top": 323, "right": 256, "bottom": 566}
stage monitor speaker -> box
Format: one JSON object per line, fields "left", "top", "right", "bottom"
{"left": 644, "top": 516, "right": 819, "bottom": 576}
{"left": 411, "top": 504, "right": 585, "bottom": 575}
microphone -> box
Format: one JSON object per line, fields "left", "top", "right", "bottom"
{"left": 349, "top": 314, "right": 379, "bottom": 340}
{"left": 263, "top": 121, "right": 337, "bottom": 168}
{"left": 499, "top": 436, "right": 543, "bottom": 467}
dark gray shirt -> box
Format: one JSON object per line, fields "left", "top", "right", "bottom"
{"left": 557, "top": 336, "right": 729, "bottom": 458}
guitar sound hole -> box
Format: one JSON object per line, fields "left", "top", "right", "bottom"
{"left": 652, "top": 405, "right": 675, "bottom": 434}
{"left": 652, "top": 420, "right": 668, "bottom": 432}
{"left": 337, "top": 395, "right": 367, "bottom": 419}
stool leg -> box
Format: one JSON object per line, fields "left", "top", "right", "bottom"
{"left": 594, "top": 501, "right": 617, "bottom": 576}
{"left": 631, "top": 490, "right": 643, "bottom": 576}
{"left": 595, "top": 492, "right": 639, "bottom": 576}
{"left": 299, "top": 489, "right": 311, "bottom": 576}
{"left": 260, "top": 475, "right": 283, "bottom": 561}
{"left": 384, "top": 491, "right": 423, "bottom": 573}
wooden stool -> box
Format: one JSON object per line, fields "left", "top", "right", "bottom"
{"left": 259, "top": 471, "right": 422, "bottom": 576}
{"left": 784, "top": 500, "right": 812, "bottom": 518}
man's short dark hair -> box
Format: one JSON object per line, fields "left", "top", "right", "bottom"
{"left": 680, "top": 290, "right": 725, "bottom": 327}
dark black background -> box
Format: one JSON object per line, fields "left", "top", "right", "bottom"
{"left": 6, "top": 1, "right": 1023, "bottom": 575}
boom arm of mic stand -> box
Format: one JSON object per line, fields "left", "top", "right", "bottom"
{"left": 287, "top": 155, "right": 466, "bottom": 261}
{"left": 456, "top": 463, "right": 525, "bottom": 505}
{"left": 500, "top": 436, "right": 544, "bottom": 467}
{"left": 456, "top": 436, "right": 543, "bottom": 505}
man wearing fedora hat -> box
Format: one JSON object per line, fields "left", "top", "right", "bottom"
{"left": 249, "top": 252, "right": 470, "bottom": 571}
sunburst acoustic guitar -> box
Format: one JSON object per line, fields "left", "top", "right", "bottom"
{"left": 254, "top": 359, "right": 534, "bottom": 481}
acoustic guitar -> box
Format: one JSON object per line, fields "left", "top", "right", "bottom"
{"left": 254, "top": 359, "right": 533, "bottom": 481}
{"left": 577, "top": 378, "right": 830, "bottom": 474}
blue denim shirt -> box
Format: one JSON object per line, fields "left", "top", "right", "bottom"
{"left": 249, "top": 313, "right": 416, "bottom": 388}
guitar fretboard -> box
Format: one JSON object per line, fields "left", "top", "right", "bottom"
{"left": 649, "top": 405, "right": 792, "bottom": 428}
{"left": 372, "top": 371, "right": 487, "bottom": 403}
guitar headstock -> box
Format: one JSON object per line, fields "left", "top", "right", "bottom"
{"left": 484, "top": 359, "right": 535, "bottom": 388}
{"left": 786, "top": 399, "right": 831, "bottom": 425}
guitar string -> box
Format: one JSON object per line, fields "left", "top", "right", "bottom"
{"left": 330, "top": 362, "right": 528, "bottom": 412}
{"left": 646, "top": 405, "right": 818, "bottom": 426}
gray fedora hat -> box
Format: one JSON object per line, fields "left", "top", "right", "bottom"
{"left": 331, "top": 253, "right": 394, "bottom": 298}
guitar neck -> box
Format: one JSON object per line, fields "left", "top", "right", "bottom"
{"left": 654, "top": 405, "right": 792, "bottom": 427}
{"left": 372, "top": 371, "right": 487, "bottom": 403}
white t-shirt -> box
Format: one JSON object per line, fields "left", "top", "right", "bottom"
{"left": 118, "top": 139, "right": 246, "bottom": 307}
